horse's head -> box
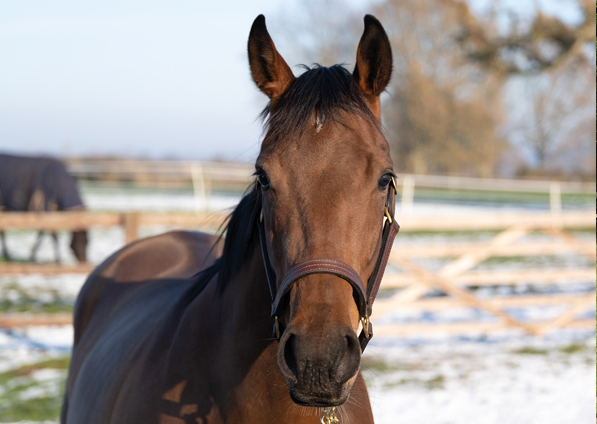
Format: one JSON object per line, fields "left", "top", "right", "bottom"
{"left": 248, "top": 15, "right": 394, "bottom": 406}
{"left": 70, "top": 230, "right": 88, "bottom": 263}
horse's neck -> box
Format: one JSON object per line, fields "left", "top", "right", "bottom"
{"left": 205, "top": 240, "right": 287, "bottom": 413}
{"left": 162, "top": 239, "right": 279, "bottom": 409}
{"left": 215, "top": 243, "right": 298, "bottom": 418}
{"left": 220, "top": 241, "right": 274, "bottom": 351}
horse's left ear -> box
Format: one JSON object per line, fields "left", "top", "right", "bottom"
{"left": 353, "top": 15, "right": 393, "bottom": 117}
{"left": 248, "top": 15, "right": 295, "bottom": 100}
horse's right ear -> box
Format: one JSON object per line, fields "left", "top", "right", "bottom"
{"left": 248, "top": 15, "right": 295, "bottom": 100}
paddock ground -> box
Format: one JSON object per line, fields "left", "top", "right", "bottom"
{"left": 0, "top": 323, "right": 594, "bottom": 423}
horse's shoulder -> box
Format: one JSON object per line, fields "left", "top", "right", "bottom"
{"left": 99, "top": 230, "right": 221, "bottom": 282}
{"left": 72, "top": 230, "right": 221, "bottom": 344}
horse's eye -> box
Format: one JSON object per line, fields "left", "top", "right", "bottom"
{"left": 378, "top": 173, "right": 393, "bottom": 190}
{"left": 256, "top": 170, "right": 271, "bottom": 190}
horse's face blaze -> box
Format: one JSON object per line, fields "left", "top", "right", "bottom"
{"left": 248, "top": 15, "right": 393, "bottom": 406}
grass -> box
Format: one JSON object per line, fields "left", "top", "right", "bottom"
{"left": 0, "top": 278, "right": 73, "bottom": 421}
{"left": 0, "top": 298, "right": 73, "bottom": 314}
{"left": 361, "top": 357, "right": 396, "bottom": 373}
{"left": 559, "top": 343, "right": 589, "bottom": 354}
{"left": 361, "top": 357, "right": 445, "bottom": 390}
{"left": 377, "top": 374, "right": 446, "bottom": 390}
{"left": 0, "top": 282, "right": 74, "bottom": 314}
{"left": 0, "top": 356, "right": 70, "bottom": 422}
{"left": 511, "top": 343, "right": 592, "bottom": 356}
{"left": 361, "top": 357, "right": 425, "bottom": 373}
{"left": 406, "top": 187, "right": 594, "bottom": 207}
{"left": 512, "top": 347, "right": 550, "bottom": 355}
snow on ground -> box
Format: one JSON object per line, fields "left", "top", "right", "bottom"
{"left": 0, "top": 326, "right": 72, "bottom": 375}
{"left": 364, "top": 332, "right": 595, "bottom": 424}
{"left": 0, "top": 325, "right": 594, "bottom": 424}
{"left": 82, "top": 190, "right": 240, "bottom": 213}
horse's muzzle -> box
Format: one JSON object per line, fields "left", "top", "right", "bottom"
{"left": 277, "top": 324, "right": 361, "bottom": 406}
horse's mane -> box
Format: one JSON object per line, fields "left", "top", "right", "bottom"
{"left": 190, "top": 185, "right": 259, "bottom": 296}
{"left": 193, "top": 65, "right": 379, "bottom": 295}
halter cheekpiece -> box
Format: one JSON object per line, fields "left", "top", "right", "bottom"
{"left": 256, "top": 177, "right": 399, "bottom": 352}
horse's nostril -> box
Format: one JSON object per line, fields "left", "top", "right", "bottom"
{"left": 347, "top": 332, "right": 360, "bottom": 353}
{"left": 335, "top": 332, "right": 361, "bottom": 383}
{"left": 283, "top": 334, "right": 298, "bottom": 377}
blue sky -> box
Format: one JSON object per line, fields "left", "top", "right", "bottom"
{"left": 0, "top": 0, "right": 294, "bottom": 162}
{"left": 0, "top": 0, "right": 583, "bottom": 163}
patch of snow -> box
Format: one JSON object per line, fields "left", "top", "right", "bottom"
{"left": 365, "top": 336, "right": 596, "bottom": 424}
{"left": 18, "top": 369, "right": 65, "bottom": 401}
{"left": 24, "top": 327, "right": 73, "bottom": 352}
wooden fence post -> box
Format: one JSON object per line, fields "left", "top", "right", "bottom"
{"left": 400, "top": 174, "right": 415, "bottom": 216}
{"left": 122, "top": 212, "right": 140, "bottom": 244}
{"left": 191, "top": 163, "right": 208, "bottom": 213}
{"left": 550, "top": 182, "right": 562, "bottom": 229}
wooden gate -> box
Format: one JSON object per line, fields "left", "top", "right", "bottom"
{"left": 0, "top": 211, "right": 594, "bottom": 335}
{"left": 373, "top": 213, "right": 596, "bottom": 336}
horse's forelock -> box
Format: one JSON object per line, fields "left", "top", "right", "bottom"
{"left": 260, "top": 65, "right": 380, "bottom": 146}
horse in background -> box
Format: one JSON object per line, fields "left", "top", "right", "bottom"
{"left": 0, "top": 153, "right": 88, "bottom": 263}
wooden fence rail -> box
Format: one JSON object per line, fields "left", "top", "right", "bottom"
{"left": 65, "top": 159, "right": 596, "bottom": 193}
{"left": 0, "top": 210, "right": 593, "bottom": 233}
{"left": 373, "top": 216, "right": 595, "bottom": 336}
{"left": 0, "top": 211, "right": 595, "bottom": 335}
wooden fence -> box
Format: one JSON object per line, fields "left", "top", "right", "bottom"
{"left": 0, "top": 210, "right": 595, "bottom": 335}
{"left": 65, "top": 159, "right": 595, "bottom": 193}
{"left": 64, "top": 159, "right": 595, "bottom": 215}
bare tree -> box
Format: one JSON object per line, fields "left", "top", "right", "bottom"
{"left": 453, "top": 0, "right": 596, "bottom": 74}
{"left": 508, "top": 69, "right": 594, "bottom": 171}
{"left": 272, "top": 0, "right": 595, "bottom": 177}
{"left": 270, "top": 0, "right": 363, "bottom": 68}
{"left": 545, "top": 114, "right": 596, "bottom": 178}
{"left": 374, "top": 0, "right": 506, "bottom": 176}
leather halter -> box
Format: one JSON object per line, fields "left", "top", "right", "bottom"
{"left": 256, "top": 178, "right": 399, "bottom": 352}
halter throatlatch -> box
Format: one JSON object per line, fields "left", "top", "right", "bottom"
{"left": 257, "top": 177, "right": 399, "bottom": 352}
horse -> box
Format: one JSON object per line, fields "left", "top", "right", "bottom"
{"left": 62, "top": 14, "right": 397, "bottom": 424}
{"left": 0, "top": 153, "right": 88, "bottom": 263}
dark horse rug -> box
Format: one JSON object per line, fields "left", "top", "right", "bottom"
{"left": 0, "top": 153, "right": 87, "bottom": 262}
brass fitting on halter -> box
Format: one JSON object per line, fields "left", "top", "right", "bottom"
{"left": 384, "top": 176, "right": 397, "bottom": 224}
{"left": 274, "top": 315, "right": 281, "bottom": 340}
{"left": 360, "top": 316, "right": 371, "bottom": 339}
{"left": 384, "top": 208, "right": 393, "bottom": 224}
{"left": 321, "top": 406, "right": 339, "bottom": 424}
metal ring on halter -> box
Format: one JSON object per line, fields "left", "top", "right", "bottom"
{"left": 321, "top": 407, "right": 339, "bottom": 424}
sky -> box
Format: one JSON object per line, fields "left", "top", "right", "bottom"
{"left": 0, "top": 0, "right": 300, "bottom": 163}
{"left": 0, "top": 0, "right": 584, "bottom": 164}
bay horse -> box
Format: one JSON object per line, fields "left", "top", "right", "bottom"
{"left": 0, "top": 153, "right": 87, "bottom": 263}
{"left": 62, "top": 14, "right": 397, "bottom": 424}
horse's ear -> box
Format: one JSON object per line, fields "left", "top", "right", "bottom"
{"left": 353, "top": 15, "right": 392, "bottom": 117}
{"left": 248, "top": 15, "right": 295, "bottom": 100}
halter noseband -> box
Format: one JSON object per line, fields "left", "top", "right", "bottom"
{"left": 256, "top": 178, "right": 399, "bottom": 352}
